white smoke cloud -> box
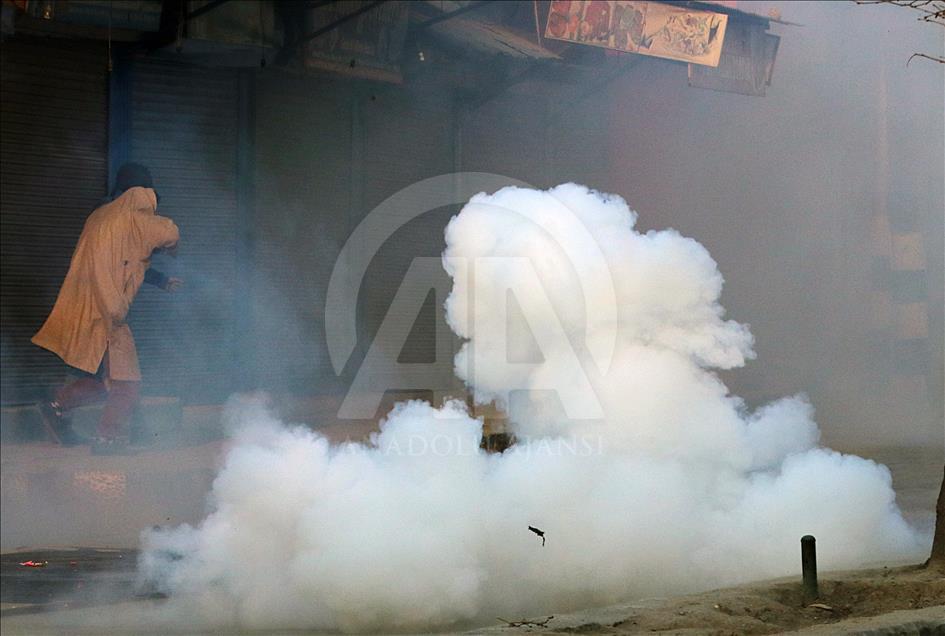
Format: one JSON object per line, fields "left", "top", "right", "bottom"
{"left": 139, "top": 184, "right": 924, "bottom": 632}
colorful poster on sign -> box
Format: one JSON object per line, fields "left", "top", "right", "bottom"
{"left": 544, "top": 1, "right": 728, "bottom": 67}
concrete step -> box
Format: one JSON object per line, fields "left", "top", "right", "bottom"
{"left": 1, "top": 397, "right": 183, "bottom": 446}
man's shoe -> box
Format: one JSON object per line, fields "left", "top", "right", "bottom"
{"left": 38, "top": 401, "right": 87, "bottom": 446}
{"left": 38, "top": 401, "right": 63, "bottom": 444}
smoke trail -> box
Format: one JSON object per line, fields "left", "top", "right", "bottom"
{"left": 139, "top": 184, "right": 923, "bottom": 632}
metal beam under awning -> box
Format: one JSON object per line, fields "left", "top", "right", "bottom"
{"left": 428, "top": 17, "right": 559, "bottom": 60}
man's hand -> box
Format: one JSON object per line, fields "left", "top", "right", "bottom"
{"left": 164, "top": 277, "right": 184, "bottom": 292}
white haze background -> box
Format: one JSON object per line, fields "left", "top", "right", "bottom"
{"left": 139, "top": 184, "right": 924, "bottom": 632}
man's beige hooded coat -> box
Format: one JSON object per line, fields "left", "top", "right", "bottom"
{"left": 32, "top": 187, "right": 179, "bottom": 381}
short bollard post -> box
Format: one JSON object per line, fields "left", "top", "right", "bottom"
{"left": 801, "top": 535, "right": 818, "bottom": 601}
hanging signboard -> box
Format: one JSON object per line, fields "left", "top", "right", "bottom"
{"left": 688, "top": 19, "right": 779, "bottom": 96}
{"left": 22, "top": 0, "right": 162, "bottom": 31}
{"left": 544, "top": 0, "right": 728, "bottom": 67}
{"left": 304, "top": 1, "right": 409, "bottom": 83}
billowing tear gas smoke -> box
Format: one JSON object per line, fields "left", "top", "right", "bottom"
{"left": 139, "top": 184, "right": 924, "bottom": 632}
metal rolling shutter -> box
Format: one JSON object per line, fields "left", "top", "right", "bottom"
{"left": 126, "top": 57, "right": 239, "bottom": 401}
{"left": 252, "top": 73, "right": 352, "bottom": 393}
{"left": 0, "top": 37, "right": 108, "bottom": 404}
{"left": 459, "top": 86, "right": 550, "bottom": 188}
{"left": 359, "top": 86, "right": 459, "bottom": 390}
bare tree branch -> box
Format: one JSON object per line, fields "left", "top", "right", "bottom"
{"left": 856, "top": 0, "right": 945, "bottom": 64}
{"left": 855, "top": 0, "right": 945, "bottom": 26}
{"left": 907, "top": 52, "right": 945, "bottom": 63}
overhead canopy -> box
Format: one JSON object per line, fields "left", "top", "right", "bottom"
{"left": 429, "top": 17, "right": 559, "bottom": 60}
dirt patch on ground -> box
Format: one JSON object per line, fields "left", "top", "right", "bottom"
{"left": 472, "top": 564, "right": 945, "bottom": 634}
{"left": 2, "top": 557, "right": 943, "bottom": 634}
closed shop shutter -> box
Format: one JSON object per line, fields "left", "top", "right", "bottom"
{"left": 252, "top": 73, "right": 352, "bottom": 393}
{"left": 252, "top": 76, "right": 461, "bottom": 399}
{"left": 0, "top": 37, "right": 108, "bottom": 404}
{"left": 126, "top": 57, "right": 239, "bottom": 401}
{"left": 358, "top": 84, "right": 460, "bottom": 392}
{"left": 459, "top": 85, "right": 550, "bottom": 188}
